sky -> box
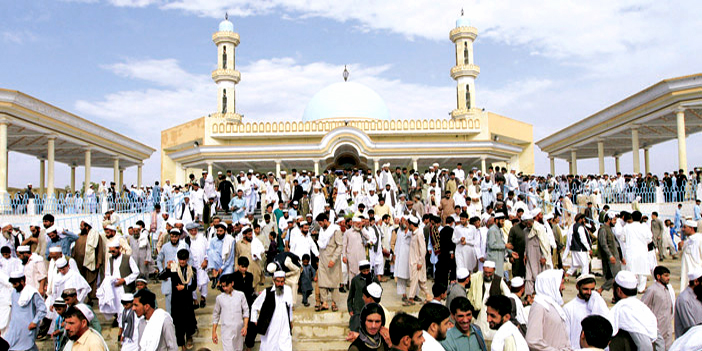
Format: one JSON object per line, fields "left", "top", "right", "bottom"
{"left": 2, "top": 0, "right": 702, "bottom": 190}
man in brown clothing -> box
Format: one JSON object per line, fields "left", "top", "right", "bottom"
{"left": 73, "top": 220, "right": 105, "bottom": 302}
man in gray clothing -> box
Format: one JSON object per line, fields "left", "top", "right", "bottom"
{"left": 597, "top": 212, "right": 623, "bottom": 296}
{"left": 650, "top": 212, "right": 666, "bottom": 260}
{"left": 446, "top": 267, "right": 470, "bottom": 311}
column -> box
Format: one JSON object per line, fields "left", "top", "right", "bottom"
{"left": 206, "top": 161, "right": 213, "bottom": 176}
{"left": 597, "top": 140, "right": 605, "bottom": 175}
{"left": 644, "top": 147, "right": 650, "bottom": 174}
{"left": 412, "top": 158, "right": 418, "bottom": 171}
{"left": 373, "top": 159, "right": 379, "bottom": 173}
{"left": 614, "top": 156, "right": 620, "bottom": 173}
{"left": 119, "top": 169, "right": 124, "bottom": 189}
{"left": 480, "top": 156, "right": 487, "bottom": 174}
{"left": 631, "top": 127, "right": 640, "bottom": 174}
{"left": 568, "top": 161, "right": 572, "bottom": 175}
{"left": 0, "top": 119, "right": 7, "bottom": 195}
{"left": 39, "top": 159, "right": 45, "bottom": 196}
{"left": 275, "top": 160, "right": 281, "bottom": 178}
{"left": 113, "top": 157, "right": 120, "bottom": 185}
{"left": 70, "top": 165, "right": 76, "bottom": 192}
{"left": 677, "top": 108, "right": 688, "bottom": 174}
{"left": 47, "top": 136, "right": 55, "bottom": 197}
{"left": 84, "top": 148, "right": 91, "bottom": 192}
{"left": 549, "top": 157, "right": 555, "bottom": 175}
{"left": 137, "top": 164, "right": 143, "bottom": 188}
{"left": 314, "top": 160, "right": 319, "bottom": 175}
{"left": 570, "top": 149, "right": 577, "bottom": 174}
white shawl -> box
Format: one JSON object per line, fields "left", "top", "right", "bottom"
{"left": 84, "top": 228, "right": 101, "bottom": 271}
{"left": 533, "top": 269, "right": 568, "bottom": 333}
{"left": 492, "top": 319, "right": 529, "bottom": 351}
{"left": 608, "top": 296, "right": 658, "bottom": 341}
{"left": 18, "top": 284, "right": 39, "bottom": 307}
{"left": 140, "top": 308, "right": 172, "bottom": 351}
{"left": 221, "top": 234, "right": 235, "bottom": 263}
{"left": 318, "top": 224, "right": 339, "bottom": 250}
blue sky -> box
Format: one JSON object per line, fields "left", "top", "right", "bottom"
{"left": 2, "top": 0, "right": 702, "bottom": 189}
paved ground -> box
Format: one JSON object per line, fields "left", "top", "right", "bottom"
{"left": 36, "top": 255, "right": 684, "bottom": 350}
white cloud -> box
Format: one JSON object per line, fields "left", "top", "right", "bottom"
{"left": 1, "top": 30, "right": 36, "bottom": 44}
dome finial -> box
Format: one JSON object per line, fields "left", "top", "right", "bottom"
{"left": 225, "top": 12, "right": 228, "bottom": 20}
{"left": 461, "top": 8, "right": 464, "bottom": 16}
{"left": 343, "top": 65, "right": 349, "bottom": 82}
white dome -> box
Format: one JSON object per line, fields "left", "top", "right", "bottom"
{"left": 302, "top": 81, "right": 390, "bottom": 122}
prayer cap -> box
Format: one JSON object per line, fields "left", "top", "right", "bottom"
{"left": 408, "top": 215, "right": 419, "bottom": 226}
{"left": 53, "top": 297, "right": 67, "bottom": 307}
{"left": 214, "top": 223, "right": 227, "bottom": 231}
{"left": 607, "top": 212, "right": 617, "bottom": 219}
{"left": 366, "top": 283, "right": 383, "bottom": 299}
{"left": 688, "top": 268, "right": 702, "bottom": 281}
{"left": 314, "top": 184, "right": 322, "bottom": 189}
{"left": 456, "top": 268, "right": 470, "bottom": 280}
{"left": 62, "top": 288, "right": 77, "bottom": 296}
{"left": 273, "top": 271, "right": 286, "bottom": 278}
{"left": 75, "top": 304, "right": 95, "bottom": 322}
{"left": 305, "top": 213, "right": 312, "bottom": 217}
{"left": 105, "top": 225, "right": 117, "bottom": 231}
{"left": 46, "top": 225, "right": 58, "bottom": 233}
{"left": 576, "top": 273, "right": 596, "bottom": 284}
{"left": 299, "top": 221, "right": 308, "bottom": 226}
{"left": 56, "top": 257, "right": 68, "bottom": 268}
{"left": 9, "top": 270, "right": 24, "bottom": 279}
{"left": 352, "top": 217, "right": 363, "bottom": 223}
{"left": 185, "top": 222, "right": 199, "bottom": 230}
{"left": 282, "top": 209, "right": 289, "bottom": 212}
{"left": 169, "top": 228, "right": 181, "bottom": 235}
{"left": 483, "top": 260, "right": 496, "bottom": 269}
{"left": 292, "top": 201, "right": 298, "bottom": 205}
{"left": 175, "top": 219, "right": 184, "bottom": 225}
{"left": 685, "top": 220, "right": 698, "bottom": 228}
{"left": 398, "top": 193, "right": 406, "bottom": 198}
{"left": 521, "top": 213, "right": 533, "bottom": 221}
{"left": 136, "top": 277, "right": 148, "bottom": 284}
{"left": 108, "top": 240, "right": 121, "bottom": 248}
{"left": 325, "top": 203, "right": 331, "bottom": 207}
{"left": 30, "top": 221, "right": 41, "bottom": 228}
{"left": 543, "top": 213, "right": 554, "bottom": 221}
{"left": 0, "top": 222, "right": 10, "bottom": 228}
{"left": 121, "top": 293, "right": 134, "bottom": 302}
{"left": 531, "top": 208, "right": 542, "bottom": 217}
{"left": 17, "top": 245, "right": 30, "bottom": 253}
{"left": 511, "top": 277, "right": 524, "bottom": 288}
{"left": 49, "top": 246, "right": 62, "bottom": 253}
{"left": 335, "top": 218, "right": 345, "bottom": 223}
{"left": 267, "top": 263, "right": 278, "bottom": 273}
{"left": 359, "top": 260, "right": 371, "bottom": 269}
{"left": 614, "top": 271, "right": 637, "bottom": 290}
{"left": 494, "top": 212, "right": 505, "bottom": 219}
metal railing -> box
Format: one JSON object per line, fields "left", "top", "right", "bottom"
{"left": 530, "top": 180, "right": 700, "bottom": 205}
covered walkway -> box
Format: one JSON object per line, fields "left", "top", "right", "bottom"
{"left": 537, "top": 74, "right": 702, "bottom": 175}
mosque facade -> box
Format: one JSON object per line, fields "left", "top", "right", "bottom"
{"left": 160, "top": 13, "right": 534, "bottom": 183}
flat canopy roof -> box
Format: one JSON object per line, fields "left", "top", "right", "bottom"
{"left": 0, "top": 89, "right": 155, "bottom": 168}
{"left": 537, "top": 74, "right": 702, "bottom": 160}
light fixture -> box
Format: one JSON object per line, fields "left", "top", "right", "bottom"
{"left": 193, "top": 141, "right": 199, "bottom": 148}
{"left": 493, "top": 135, "right": 499, "bottom": 141}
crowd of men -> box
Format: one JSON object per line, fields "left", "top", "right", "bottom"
{"left": 2, "top": 162, "right": 702, "bottom": 351}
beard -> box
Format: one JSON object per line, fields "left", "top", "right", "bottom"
{"left": 275, "top": 285, "right": 284, "bottom": 295}
{"left": 484, "top": 275, "right": 493, "bottom": 283}
{"left": 21, "top": 257, "right": 29, "bottom": 265}
{"left": 244, "top": 236, "right": 252, "bottom": 242}
{"left": 408, "top": 340, "right": 421, "bottom": 351}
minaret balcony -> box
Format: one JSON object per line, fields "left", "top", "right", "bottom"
{"left": 450, "top": 64, "right": 480, "bottom": 79}
{"left": 451, "top": 108, "right": 481, "bottom": 120}
{"left": 209, "top": 112, "right": 242, "bottom": 123}
{"left": 449, "top": 27, "right": 478, "bottom": 42}
{"left": 212, "top": 69, "right": 241, "bottom": 83}
{"left": 212, "top": 32, "right": 240, "bottom": 46}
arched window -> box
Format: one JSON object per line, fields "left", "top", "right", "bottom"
{"left": 463, "top": 42, "right": 469, "bottom": 65}
{"left": 465, "top": 85, "right": 471, "bottom": 109}
{"left": 222, "top": 46, "right": 227, "bottom": 69}
{"left": 222, "top": 89, "right": 227, "bottom": 113}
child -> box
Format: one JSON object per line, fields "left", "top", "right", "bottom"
{"left": 233, "top": 257, "right": 256, "bottom": 351}
{"left": 118, "top": 293, "right": 141, "bottom": 351}
{"left": 212, "top": 274, "right": 249, "bottom": 351}
{"left": 300, "top": 254, "right": 316, "bottom": 307}
{"left": 50, "top": 298, "right": 68, "bottom": 351}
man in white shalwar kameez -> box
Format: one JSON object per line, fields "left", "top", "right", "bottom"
{"left": 622, "top": 211, "right": 652, "bottom": 292}
{"left": 0, "top": 269, "right": 12, "bottom": 335}
{"left": 563, "top": 274, "right": 609, "bottom": 349}
{"left": 185, "top": 222, "right": 209, "bottom": 307}
{"left": 100, "top": 240, "right": 139, "bottom": 315}
{"left": 251, "top": 271, "right": 293, "bottom": 351}
{"left": 212, "top": 274, "right": 249, "bottom": 351}
{"left": 453, "top": 213, "right": 479, "bottom": 272}
{"left": 679, "top": 220, "right": 702, "bottom": 292}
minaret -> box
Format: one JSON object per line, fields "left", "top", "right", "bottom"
{"left": 449, "top": 10, "right": 480, "bottom": 120}
{"left": 212, "top": 13, "right": 242, "bottom": 121}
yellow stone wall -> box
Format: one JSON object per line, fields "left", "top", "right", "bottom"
{"left": 161, "top": 117, "right": 206, "bottom": 182}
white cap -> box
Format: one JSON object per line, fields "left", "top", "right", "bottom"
{"left": 366, "top": 282, "right": 383, "bottom": 299}
{"left": 55, "top": 257, "right": 68, "bottom": 268}
{"left": 336, "top": 217, "right": 345, "bottom": 223}
{"left": 266, "top": 263, "right": 278, "bottom": 273}
{"left": 75, "top": 304, "right": 95, "bottom": 322}
{"left": 483, "top": 260, "right": 496, "bottom": 269}
{"left": 299, "top": 221, "right": 308, "bottom": 226}
{"left": 105, "top": 225, "right": 117, "bottom": 231}
{"left": 108, "top": 239, "right": 121, "bottom": 248}
{"left": 273, "top": 271, "right": 286, "bottom": 278}
{"left": 292, "top": 201, "right": 298, "bottom": 205}
{"left": 688, "top": 268, "right": 702, "bottom": 281}
{"left": 49, "top": 247, "right": 62, "bottom": 253}
{"left": 531, "top": 208, "right": 542, "bottom": 217}
{"left": 121, "top": 293, "right": 134, "bottom": 302}
{"left": 352, "top": 217, "right": 363, "bottom": 223}
{"left": 685, "top": 220, "right": 698, "bottom": 228}
{"left": 543, "top": 213, "right": 554, "bottom": 220}
{"left": 511, "top": 277, "right": 524, "bottom": 288}
{"left": 614, "top": 271, "right": 637, "bottom": 290}
{"left": 0, "top": 222, "right": 10, "bottom": 228}
{"left": 10, "top": 270, "right": 24, "bottom": 279}
{"left": 46, "top": 225, "right": 58, "bottom": 233}
{"left": 521, "top": 214, "right": 533, "bottom": 221}
{"left": 607, "top": 212, "right": 617, "bottom": 219}
{"left": 30, "top": 221, "right": 41, "bottom": 228}
{"left": 494, "top": 213, "right": 505, "bottom": 219}
{"left": 576, "top": 273, "right": 596, "bottom": 284}
{"left": 17, "top": 245, "right": 30, "bottom": 253}
{"left": 456, "top": 268, "right": 470, "bottom": 280}
{"left": 408, "top": 215, "right": 419, "bottom": 225}
{"left": 359, "top": 260, "right": 371, "bottom": 268}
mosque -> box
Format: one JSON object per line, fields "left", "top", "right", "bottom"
{"left": 160, "top": 12, "right": 534, "bottom": 183}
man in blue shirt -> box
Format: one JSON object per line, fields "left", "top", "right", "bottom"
{"left": 45, "top": 226, "right": 79, "bottom": 259}
{"left": 441, "top": 296, "right": 487, "bottom": 351}
{"left": 207, "top": 224, "right": 236, "bottom": 286}
{"left": 156, "top": 229, "right": 190, "bottom": 313}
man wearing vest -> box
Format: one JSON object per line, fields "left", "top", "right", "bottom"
{"left": 466, "top": 260, "right": 510, "bottom": 341}
{"left": 567, "top": 214, "right": 592, "bottom": 277}
{"left": 104, "top": 239, "right": 139, "bottom": 326}
{"left": 251, "top": 271, "right": 293, "bottom": 351}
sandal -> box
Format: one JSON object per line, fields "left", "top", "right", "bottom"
{"left": 331, "top": 304, "right": 339, "bottom": 312}
{"left": 315, "top": 304, "right": 322, "bottom": 312}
